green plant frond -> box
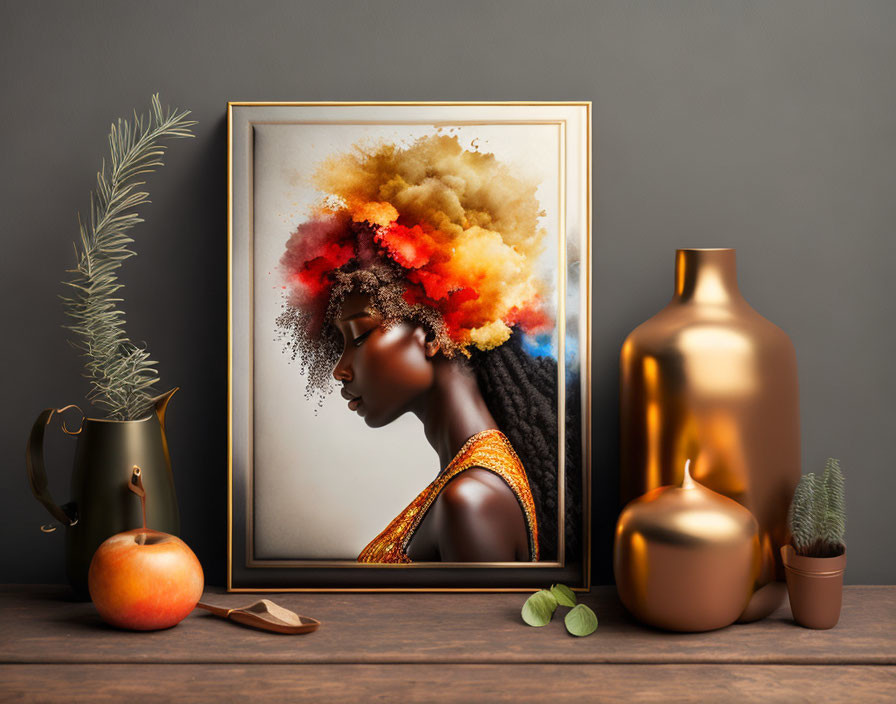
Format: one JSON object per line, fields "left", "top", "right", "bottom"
{"left": 788, "top": 461, "right": 847, "bottom": 557}
{"left": 821, "top": 458, "right": 846, "bottom": 552}
{"left": 62, "top": 94, "right": 194, "bottom": 420}
{"left": 788, "top": 472, "right": 817, "bottom": 555}
{"left": 808, "top": 469, "right": 827, "bottom": 549}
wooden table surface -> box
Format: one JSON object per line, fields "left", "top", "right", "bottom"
{"left": 1, "top": 585, "right": 894, "bottom": 702}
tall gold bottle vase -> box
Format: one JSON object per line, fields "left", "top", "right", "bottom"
{"left": 619, "top": 249, "right": 800, "bottom": 619}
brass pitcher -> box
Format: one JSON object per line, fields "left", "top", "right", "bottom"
{"left": 26, "top": 388, "right": 181, "bottom": 599}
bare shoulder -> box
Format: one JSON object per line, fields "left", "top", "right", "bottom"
{"left": 438, "top": 467, "right": 519, "bottom": 513}
{"left": 433, "top": 467, "right": 528, "bottom": 562}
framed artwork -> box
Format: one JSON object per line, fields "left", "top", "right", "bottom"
{"left": 228, "top": 102, "right": 591, "bottom": 591}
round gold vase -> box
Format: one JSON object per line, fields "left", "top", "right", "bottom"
{"left": 619, "top": 248, "right": 800, "bottom": 619}
{"left": 614, "top": 463, "right": 761, "bottom": 631}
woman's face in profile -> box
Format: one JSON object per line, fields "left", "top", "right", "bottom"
{"left": 332, "top": 292, "right": 435, "bottom": 427}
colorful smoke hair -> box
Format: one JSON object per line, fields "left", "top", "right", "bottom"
{"left": 277, "top": 133, "right": 552, "bottom": 395}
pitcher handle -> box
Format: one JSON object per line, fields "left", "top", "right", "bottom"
{"left": 26, "top": 406, "right": 82, "bottom": 529}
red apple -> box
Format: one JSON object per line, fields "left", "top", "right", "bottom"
{"left": 88, "top": 528, "right": 204, "bottom": 631}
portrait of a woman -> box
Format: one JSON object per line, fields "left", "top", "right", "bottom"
{"left": 276, "top": 133, "right": 576, "bottom": 563}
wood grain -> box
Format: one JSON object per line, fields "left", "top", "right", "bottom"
{"left": 1, "top": 664, "right": 894, "bottom": 703}
{"left": 1, "top": 585, "right": 893, "bottom": 665}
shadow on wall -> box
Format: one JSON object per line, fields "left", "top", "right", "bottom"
{"left": 153, "top": 115, "right": 229, "bottom": 585}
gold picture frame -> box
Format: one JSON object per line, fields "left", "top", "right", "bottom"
{"left": 228, "top": 102, "right": 591, "bottom": 591}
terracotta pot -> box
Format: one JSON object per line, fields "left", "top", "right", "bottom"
{"left": 781, "top": 544, "right": 846, "bottom": 629}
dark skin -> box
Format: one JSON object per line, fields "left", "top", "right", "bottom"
{"left": 332, "top": 292, "right": 530, "bottom": 562}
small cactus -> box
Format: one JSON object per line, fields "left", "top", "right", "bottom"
{"left": 788, "top": 472, "right": 818, "bottom": 554}
{"left": 787, "top": 458, "right": 846, "bottom": 557}
{"left": 821, "top": 458, "right": 846, "bottom": 549}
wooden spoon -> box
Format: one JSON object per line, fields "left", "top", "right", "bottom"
{"left": 196, "top": 599, "right": 320, "bottom": 634}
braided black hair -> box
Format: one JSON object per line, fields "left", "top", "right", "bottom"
{"left": 471, "top": 331, "right": 582, "bottom": 563}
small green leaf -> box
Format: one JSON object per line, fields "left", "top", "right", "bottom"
{"left": 550, "top": 583, "right": 577, "bottom": 607}
{"left": 564, "top": 604, "right": 598, "bottom": 637}
{"left": 521, "top": 589, "right": 557, "bottom": 627}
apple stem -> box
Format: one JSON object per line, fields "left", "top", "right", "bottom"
{"left": 128, "top": 465, "right": 147, "bottom": 531}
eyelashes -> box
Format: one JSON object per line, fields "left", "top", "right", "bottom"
{"left": 352, "top": 328, "right": 375, "bottom": 347}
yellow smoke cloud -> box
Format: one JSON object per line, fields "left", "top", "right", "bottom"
{"left": 315, "top": 135, "right": 544, "bottom": 252}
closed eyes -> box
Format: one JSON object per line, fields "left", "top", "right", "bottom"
{"left": 352, "top": 328, "right": 375, "bottom": 347}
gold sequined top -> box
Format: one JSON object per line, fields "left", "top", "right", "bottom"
{"left": 357, "top": 429, "right": 540, "bottom": 563}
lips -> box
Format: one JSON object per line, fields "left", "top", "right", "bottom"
{"left": 341, "top": 386, "right": 363, "bottom": 412}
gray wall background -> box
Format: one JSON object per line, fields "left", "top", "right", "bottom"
{"left": 1, "top": 0, "right": 893, "bottom": 585}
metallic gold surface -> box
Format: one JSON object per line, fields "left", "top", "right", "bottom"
{"left": 614, "top": 461, "right": 761, "bottom": 631}
{"left": 620, "top": 249, "right": 800, "bottom": 618}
